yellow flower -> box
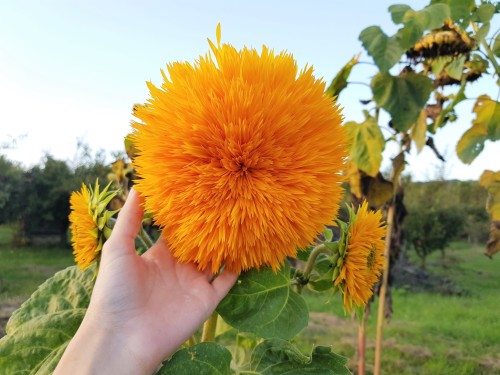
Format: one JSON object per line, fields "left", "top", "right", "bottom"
{"left": 132, "top": 25, "right": 348, "bottom": 274}
{"left": 69, "top": 181, "right": 118, "bottom": 270}
{"left": 334, "top": 201, "right": 386, "bottom": 312}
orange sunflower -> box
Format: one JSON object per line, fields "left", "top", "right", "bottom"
{"left": 69, "top": 181, "right": 118, "bottom": 269}
{"left": 132, "top": 25, "right": 348, "bottom": 274}
{"left": 334, "top": 201, "right": 386, "bottom": 311}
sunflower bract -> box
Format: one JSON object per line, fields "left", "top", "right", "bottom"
{"left": 132, "top": 26, "right": 348, "bottom": 273}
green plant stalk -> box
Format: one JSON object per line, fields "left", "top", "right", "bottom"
{"left": 138, "top": 225, "right": 154, "bottom": 249}
{"left": 358, "top": 305, "right": 369, "bottom": 375}
{"left": 302, "top": 244, "right": 330, "bottom": 280}
{"left": 296, "top": 243, "right": 332, "bottom": 294}
{"left": 374, "top": 203, "right": 395, "bottom": 375}
{"left": 201, "top": 311, "right": 219, "bottom": 342}
{"left": 472, "top": 22, "right": 500, "bottom": 78}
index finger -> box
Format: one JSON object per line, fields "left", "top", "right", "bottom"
{"left": 108, "top": 189, "right": 145, "bottom": 247}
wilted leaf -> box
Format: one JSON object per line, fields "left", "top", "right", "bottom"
{"left": 456, "top": 96, "right": 500, "bottom": 164}
{"left": 326, "top": 54, "right": 359, "bottom": 98}
{"left": 359, "top": 26, "right": 405, "bottom": 73}
{"left": 345, "top": 114, "right": 385, "bottom": 177}
{"left": 217, "top": 262, "right": 308, "bottom": 340}
{"left": 346, "top": 161, "right": 362, "bottom": 198}
{"left": 364, "top": 173, "right": 394, "bottom": 207}
{"left": 391, "top": 152, "right": 406, "bottom": 192}
{"left": 157, "top": 343, "right": 232, "bottom": 375}
{"left": 486, "top": 222, "right": 500, "bottom": 258}
{"left": 411, "top": 109, "right": 428, "bottom": 153}
{"left": 479, "top": 170, "right": 500, "bottom": 258}
{"left": 250, "top": 338, "right": 351, "bottom": 375}
{"left": 124, "top": 133, "right": 138, "bottom": 160}
{"left": 372, "top": 72, "right": 434, "bottom": 132}
{"left": 0, "top": 266, "right": 94, "bottom": 373}
{"left": 473, "top": 96, "right": 500, "bottom": 141}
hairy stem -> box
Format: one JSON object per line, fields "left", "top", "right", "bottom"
{"left": 201, "top": 312, "right": 219, "bottom": 342}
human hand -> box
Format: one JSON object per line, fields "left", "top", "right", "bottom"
{"left": 55, "top": 189, "right": 238, "bottom": 374}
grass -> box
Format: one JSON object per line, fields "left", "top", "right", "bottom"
{"left": 299, "top": 242, "right": 500, "bottom": 374}
{"left": 0, "top": 225, "right": 73, "bottom": 304}
{"left": 1, "top": 223, "right": 499, "bottom": 374}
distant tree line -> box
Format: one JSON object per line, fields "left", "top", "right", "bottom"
{"left": 403, "top": 178, "right": 490, "bottom": 267}
{"left": 0, "top": 146, "right": 112, "bottom": 246}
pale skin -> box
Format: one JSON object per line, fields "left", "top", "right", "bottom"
{"left": 55, "top": 189, "right": 238, "bottom": 374}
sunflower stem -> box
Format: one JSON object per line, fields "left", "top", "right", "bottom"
{"left": 296, "top": 244, "right": 331, "bottom": 294}
{"left": 188, "top": 335, "right": 197, "bottom": 347}
{"left": 201, "top": 311, "right": 219, "bottom": 342}
{"left": 138, "top": 226, "right": 154, "bottom": 249}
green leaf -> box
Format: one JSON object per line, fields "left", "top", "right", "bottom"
{"left": 444, "top": 55, "right": 466, "bottom": 80}
{"left": 250, "top": 338, "right": 351, "bottom": 375}
{"left": 157, "top": 343, "right": 232, "bottom": 375}
{"left": 217, "top": 263, "right": 308, "bottom": 340}
{"left": 397, "top": 4, "right": 450, "bottom": 49}
{"left": 433, "top": 82, "right": 466, "bottom": 130}
{"left": 371, "top": 72, "right": 434, "bottom": 132}
{"left": 345, "top": 113, "right": 385, "bottom": 177}
{"left": 308, "top": 255, "right": 335, "bottom": 292}
{"left": 326, "top": 55, "right": 359, "bottom": 98}
{"left": 430, "top": 0, "right": 475, "bottom": 24}
{"left": 323, "top": 227, "right": 333, "bottom": 242}
{"left": 493, "top": 34, "right": 500, "bottom": 58}
{"left": 473, "top": 2, "right": 496, "bottom": 23}
{"left": 475, "top": 22, "right": 491, "bottom": 44}
{"left": 431, "top": 56, "right": 452, "bottom": 76}
{"left": 456, "top": 123, "right": 488, "bottom": 164}
{"left": 388, "top": 4, "right": 412, "bottom": 24}
{"left": 359, "top": 26, "right": 405, "bottom": 73}
{"left": 0, "top": 266, "right": 94, "bottom": 373}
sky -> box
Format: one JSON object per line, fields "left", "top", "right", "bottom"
{"left": 0, "top": 0, "right": 498, "bottom": 181}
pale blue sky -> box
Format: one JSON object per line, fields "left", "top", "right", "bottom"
{"left": 0, "top": 0, "right": 498, "bottom": 181}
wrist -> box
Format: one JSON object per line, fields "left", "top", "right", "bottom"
{"left": 54, "top": 316, "right": 155, "bottom": 375}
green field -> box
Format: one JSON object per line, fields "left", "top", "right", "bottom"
{"left": 1, "top": 223, "right": 499, "bottom": 374}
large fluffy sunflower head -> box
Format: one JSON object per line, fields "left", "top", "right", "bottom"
{"left": 132, "top": 25, "right": 348, "bottom": 274}
{"left": 69, "top": 181, "right": 118, "bottom": 269}
{"left": 334, "top": 201, "right": 386, "bottom": 312}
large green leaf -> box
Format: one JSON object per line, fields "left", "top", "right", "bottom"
{"left": 430, "top": 0, "right": 475, "bottom": 24}
{"left": 157, "top": 343, "right": 232, "bottom": 375}
{"left": 0, "top": 266, "right": 94, "bottom": 373}
{"left": 456, "top": 96, "right": 500, "bottom": 164}
{"left": 388, "top": 4, "right": 412, "bottom": 24}
{"left": 326, "top": 55, "right": 359, "bottom": 98}
{"left": 216, "top": 263, "right": 308, "bottom": 340}
{"left": 473, "top": 2, "right": 496, "bottom": 23}
{"left": 250, "top": 338, "right": 351, "bottom": 375}
{"left": 396, "top": 4, "right": 450, "bottom": 50}
{"left": 345, "top": 113, "right": 385, "bottom": 177}
{"left": 359, "top": 26, "right": 405, "bottom": 73}
{"left": 371, "top": 72, "right": 434, "bottom": 132}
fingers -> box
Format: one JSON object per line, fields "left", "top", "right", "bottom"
{"left": 106, "top": 189, "right": 144, "bottom": 250}
{"left": 211, "top": 269, "right": 238, "bottom": 301}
